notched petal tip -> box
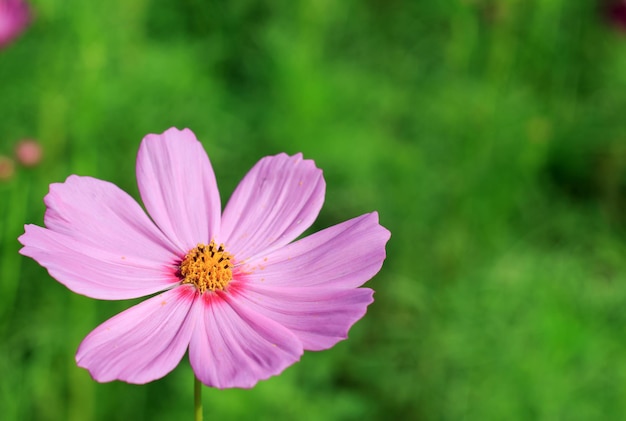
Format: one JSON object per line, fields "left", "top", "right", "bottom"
{"left": 17, "top": 225, "right": 37, "bottom": 257}
{"left": 141, "top": 127, "right": 199, "bottom": 146}
{"left": 368, "top": 210, "right": 391, "bottom": 235}
{"left": 369, "top": 211, "right": 392, "bottom": 248}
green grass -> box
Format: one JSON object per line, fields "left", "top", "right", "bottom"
{"left": 2, "top": 0, "right": 626, "bottom": 419}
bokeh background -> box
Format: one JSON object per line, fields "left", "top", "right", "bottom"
{"left": 3, "top": 0, "right": 626, "bottom": 419}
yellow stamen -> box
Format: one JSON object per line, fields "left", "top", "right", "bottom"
{"left": 180, "top": 241, "right": 233, "bottom": 293}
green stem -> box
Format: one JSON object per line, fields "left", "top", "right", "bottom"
{"left": 194, "top": 375, "right": 203, "bottom": 421}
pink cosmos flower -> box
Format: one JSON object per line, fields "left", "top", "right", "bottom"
{"left": 19, "top": 128, "right": 390, "bottom": 388}
{"left": 0, "top": 0, "right": 31, "bottom": 48}
{"left": 0, "top": 155, "right": 15, "bottom": 180}
{"left": 15, "top": 138, "right": 42, "bottom": 167}
{"left": 608, "top": 0, "right": 626, "bottom": 30}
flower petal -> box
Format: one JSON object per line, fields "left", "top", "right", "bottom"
{"left": 241, "top": 212, "right": 390, "bottom": 288}
{"left": 136, "top": 127, "right": 221, "bottom": 251}
{"left": 220, "top": 153, "right": 325, "bottom": 260}
{"left": 43, "top": 175, "right": 179, "bottom": 257}
{"left": 0, "top": 0, "right": 31, "bottom": 48}
{"left": 189, "top": 291, "right": 303, "bottom": 388}
{"left": 19, "top": 175, "right": 181, "bottom": 299}
{"left": 19, "top": 225, "right": 179, "bottom": 299}
{"left": 76, "top": 286, "right": 197, "bottom": 384}
{"left": 237, "top": 284, "right": 374, "bottom": 350}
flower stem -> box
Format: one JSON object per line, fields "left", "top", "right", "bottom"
{"left": 194, "top": 375, "right": 203, "bottom": 421}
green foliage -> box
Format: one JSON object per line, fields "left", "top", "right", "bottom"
{"left": 2, "top": 0, "right": 626, "bottom": 419}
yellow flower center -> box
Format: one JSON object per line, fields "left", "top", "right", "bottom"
{"left": 180, "top": 241, "right": 233, "bottom": 293}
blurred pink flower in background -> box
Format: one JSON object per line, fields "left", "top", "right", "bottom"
{"left": 607, "top": 0, "right": 626, "bottom": 30}
{"left": 0, "top": 155, "right": 14, "bottom": 180}
{"left": 0, "top": 0, "right": 30, "bottom": 48}
{"left": 19, "top": 128, "right": 390, "bottom": 388}
{"left": 15, "top": 139, "right": 42, "bottom": 167}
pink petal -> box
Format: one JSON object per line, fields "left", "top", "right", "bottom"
{"left": 189, "top": 291, "right": 303, "bottom": 388}
{"left": 42, "top": 175, "right": 178, "bottom": 257}
{"left": 19, "top": 175, "right": 181, "bottom": 299}
{"left": 0, "top": 0, "right": 31, "bottom": 48}
{"left": 136, "top": 128, "right": 221, "bottom": 252}
{"left": 19, "top": 225, "right": 179, "bottom": 299}
{"left": 76, "top": 286, "right": 197, "bottom": 384}
{"left": 220, "top": 153, "right": 325, "bottom": 260}
{"left": 237, "top": 284, "right": 374, "bottom": 350}
{"left": 242, "top": 212, "right": 390, "bottom": 288}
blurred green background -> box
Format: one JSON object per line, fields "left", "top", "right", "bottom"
{"left": 3, "top": 0, "right": 626, "bottom": 419}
